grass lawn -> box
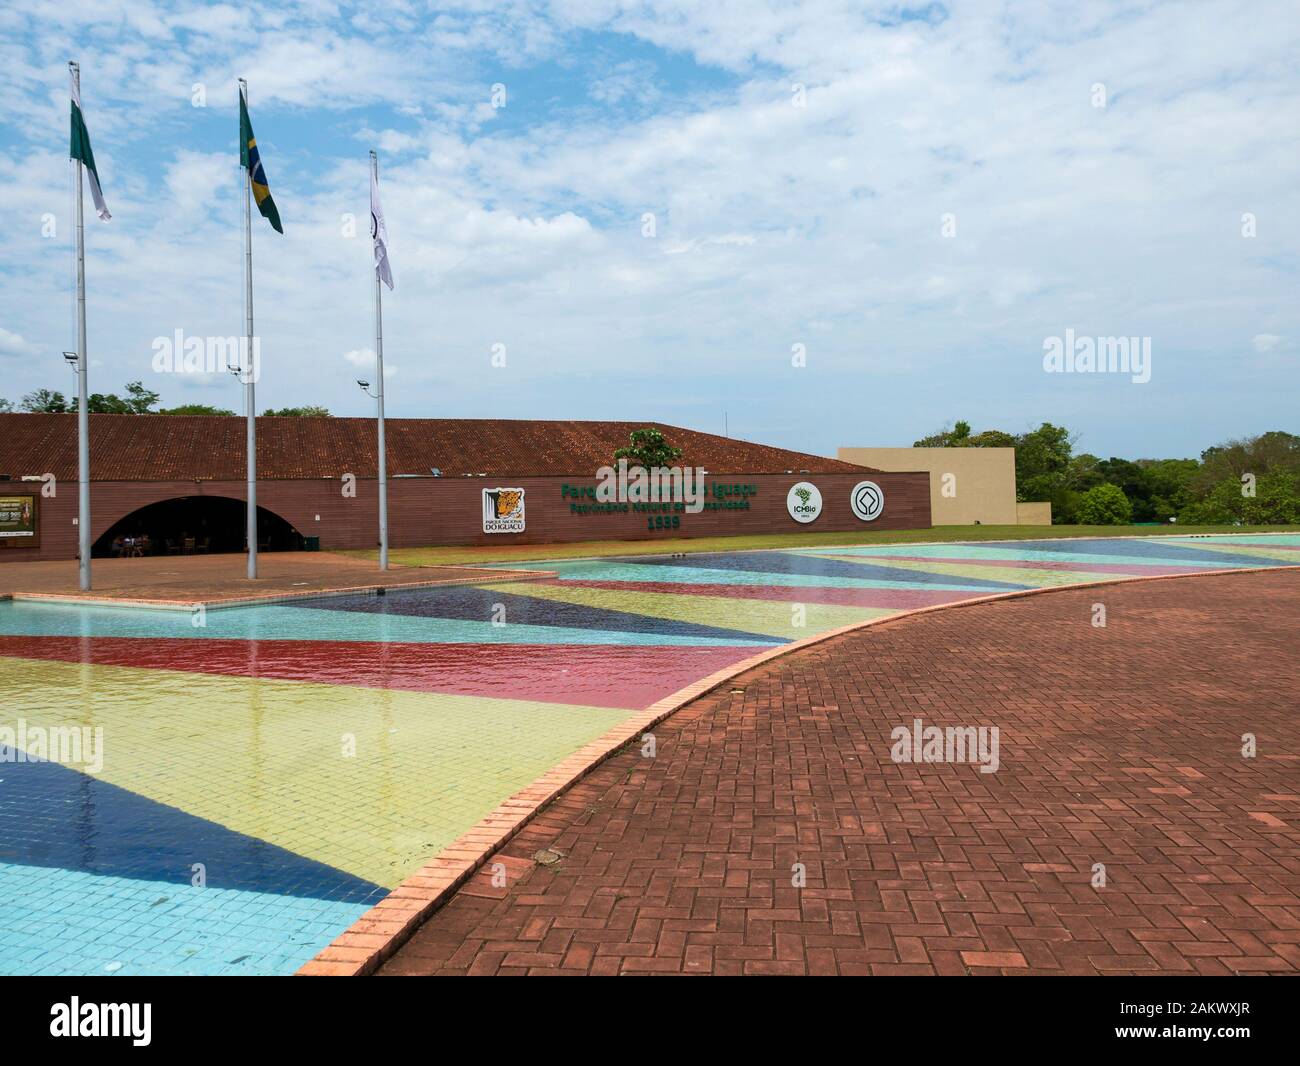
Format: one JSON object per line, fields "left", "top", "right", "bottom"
{"left": 343, "top": 524, "right": 1298, "bottom": 568}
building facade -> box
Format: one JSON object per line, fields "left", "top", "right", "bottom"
{"left": 1, "top": 415, "right": 932, "bottom": 561}
{"left": 838, "top": 445, "right": 1050, "bottom": 525}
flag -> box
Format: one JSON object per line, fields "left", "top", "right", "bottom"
{"left": 239, "top": 88, "right": 283, "bottom": 233}
{"left": 70, "top": 75, "right": 110, "bottom": 221}
{"left": 370, "top": 164, "right": 394, "bottom": 289}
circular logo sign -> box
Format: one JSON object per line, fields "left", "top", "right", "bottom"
{"left": 786, "top": 482, "right": 823, "bottom": 523}
{"left": 850, "top": 480, "right": 885, "bottom": 522}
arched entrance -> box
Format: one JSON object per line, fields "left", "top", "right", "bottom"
{"left": 92, "top": 496, "right": 303, "bottom": 557}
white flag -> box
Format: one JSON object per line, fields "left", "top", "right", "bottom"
{"left": 370, "top": 164, "right": 393, "bottom": 290}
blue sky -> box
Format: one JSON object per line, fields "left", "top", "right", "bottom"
{"left": 0, "top": 0, "right": 1296, "bottom": 461}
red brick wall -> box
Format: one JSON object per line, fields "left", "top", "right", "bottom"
{"left": 0, "top": 471, "right": 931, "bottom": 561}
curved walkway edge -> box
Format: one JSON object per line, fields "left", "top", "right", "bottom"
{"left": 298, "top": 562, "right": 1299, "bottom": 975}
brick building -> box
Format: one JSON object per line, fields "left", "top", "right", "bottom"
{"left": 0, "top": 414, "right": 931, "bottom": 561}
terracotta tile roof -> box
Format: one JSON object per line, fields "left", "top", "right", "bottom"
{"left": 0, "top": 414, "right": 874, "bottom": 482}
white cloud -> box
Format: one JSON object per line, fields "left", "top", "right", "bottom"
{"left": 0, "top": 1, "right": 1297, "bottom": 457}
{"left": 344, "top": 349, "right": 397, "bottom": 380}
{"left": 163, "top": 150, "right": 229, "bottom": 218}
{"left": 0, "top": 326, "right": 35, "bottom": 357}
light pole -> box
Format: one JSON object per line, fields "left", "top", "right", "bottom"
{"left": 60, "top": 350, "right": 87, "bottom": 569}
{"left": 70, "top": 64, "right": 91, "bottom": 590}
{"left": 367, "top": 150, "right": 392, "bottom": 572}
{"left": 228, "top": 360, "right": 249, "bottom": 555}
{"left": 239, "top": 78, "right": 258, "bottom": 580}
{"left": 356, "top": 377, "right": 388, "bottom": 568}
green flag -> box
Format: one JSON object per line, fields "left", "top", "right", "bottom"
{"left": 239, "top": 89, "right": 283, "bottom": 233}
{"left": 70, "top": 74, "right": 110, "bottom": 221}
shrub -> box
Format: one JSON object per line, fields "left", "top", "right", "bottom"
{"left": 1076, "top": 483, "right": 1133, "bottom": 525}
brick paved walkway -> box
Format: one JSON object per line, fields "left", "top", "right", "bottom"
{"left": 378, "top": 570, "right": 1300, "bottom": 976}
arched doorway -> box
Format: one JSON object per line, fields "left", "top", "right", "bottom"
{"left": 92, "top": 496, "right": 303, "bottom": 557}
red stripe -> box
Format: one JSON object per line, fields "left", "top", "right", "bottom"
{"left": 554, "top": 579, "right": 973, "bottom": 609}
{"left": 0, "top": 636, "right": 761, "bottom": 711}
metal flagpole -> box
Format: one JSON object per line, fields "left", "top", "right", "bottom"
{"left": 71, "top": 61, "right": 91, "bottom": 592}
{"left": 372, "top": 150, "right": 389, "bottom": 571}
{"left": 240, "top": 78, "right": 258, "bottom": 579}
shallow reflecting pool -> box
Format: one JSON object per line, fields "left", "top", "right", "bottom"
{"left": 1, "top": 534, "right": 1294, "bottom": 974}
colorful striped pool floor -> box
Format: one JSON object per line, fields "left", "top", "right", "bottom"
{"left": 1, "top": 533, "right": 1296, "bottom": 974}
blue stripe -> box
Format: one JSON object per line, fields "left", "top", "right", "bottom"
{"left": 0, "top": 747, "right": 384, "bottom": 904}
{"left": 298, "top": 584, "right": 779, "bottom": 642}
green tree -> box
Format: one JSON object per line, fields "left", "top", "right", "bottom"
{"left": 1181, "top": 472, "right": 1300, "bottom": 525}
{"left": 262, "top": 405, "right": 331, "bottom": 417}
{"left": 1194, "top": 430, "right": 1299, "bottom": 493}
{"left": 1246, "top": 472, "right": 1300, "bottom": 523}
{"left": 7, "top": 384, "right": 321, "bottom": 420}
{"left": 1092, "top": 457, "right": 1154, "bottom": 520}
{"left": 21, "top": 388, "right": 70, "bottom": 412}
{"left": 613, "top": 427, "right": 683, "bottom": 468}
{"left": 1065, "top": 452, "right": 1102, "bottom": 491}
{"left": 75, "top": 381, "right": 160, "bottom": 414}
{"left": 158, "top": 403, "right": 237, "bottom": 416}
{"left": 1137, "top": 458, "right": 1198, "bottom": 521}
{"left": 1015, "top": 423, "right": 1074, "bottom": 491}
{"left": 1179, "top": 431, "right": 1299, "bottom": 523}
{"left": 1077, "top": 483, "right": 1133, "bottom": 525}
{"left": 914, "top": 421, "right": 971, "bottom": 447}
{"left": 1014, "top": 423, "right": 1079, "bottom": 522}
{"left": 966, "top": 429, "right": 1017, "bottom": 449}
{"left": 915, "top": 421, "right": 1016, "bottom": 450}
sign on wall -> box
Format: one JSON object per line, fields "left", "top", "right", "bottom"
{"left": 482, "top": 487, "right": 526, "bottom": 533}
{"left": 786, "top": 482, "right": 822, "bottom": 523}
{"left": 0, "top": 494, "right": 37, "bottom": 543}
{"left": 850, "top": 480, "right": 885, "bottom": 522}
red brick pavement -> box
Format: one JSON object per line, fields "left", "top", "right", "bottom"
{"left": 378, "top": 570, "right": 1300, "bottom": 976}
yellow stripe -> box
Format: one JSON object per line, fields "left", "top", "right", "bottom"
{"left": 0, "top": 655, "right": 630, "bottom": 888}
{"left": 799, "top": 553, "right": 1134, "bottom": 587}
{"left": 476, "top": 581, "right": 890, "bottom": 638}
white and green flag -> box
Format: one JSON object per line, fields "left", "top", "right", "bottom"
{"left": 70, "top": 75, "right": 110, "bottom": 221}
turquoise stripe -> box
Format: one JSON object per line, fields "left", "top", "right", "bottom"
{"left": 1167, "top": 535, "right": 1300, "bottom": 547}
{"left": 797, "top": 544, "right": 1232, "bottom": 567}
{"left": 509, "top": 560, "right": 1001, "bottom": 591}
{"left": 0, "top": 862, "right": 367, "bottom": 976}
{"left": 0, "top": 601, "right": 776, "bottom": 648}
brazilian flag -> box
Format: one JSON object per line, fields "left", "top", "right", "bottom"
{"left": 239, "top": 91, "right": 283, "bottom": 233}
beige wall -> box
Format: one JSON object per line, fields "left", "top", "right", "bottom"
{"left": 838, "top": 447, "right": 1020, "bottom": 525}
{"left": 1016, "top": 502, "right": 1052, "bottom": 525}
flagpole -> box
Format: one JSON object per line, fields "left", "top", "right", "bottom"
{"left": 70, "top": 61, "right": 91, "bottom": 592}
{"left": 240, "top": 78, "right": 258, "bottom": 580}
{"left": 372, "top": 150, "right": 389, "bottom": 571}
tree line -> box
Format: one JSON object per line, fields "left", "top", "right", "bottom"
{"left": 0, "top": 382, "right": 329, "bottom": 418}
{"left": 915, "top": 421, "right": 1298, "bottom": 525}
